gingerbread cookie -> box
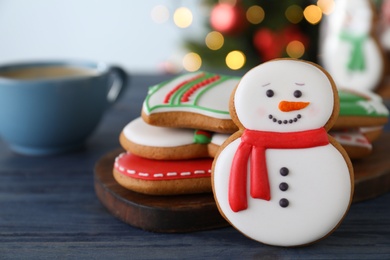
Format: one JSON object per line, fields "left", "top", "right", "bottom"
{"left": 329, "top": 88, "right": 387, "bottom": 159}
{"left": 330, "top": 129, "right": 372, "bottom": 159}
{"left": 334, "top": 88, "right": 389, "bottom": 129}
{"left": 212, "top": 59, "right": 354, "bottom": 247}
{"left": 141, "top": 71, "right": 240, "bottom": 133}
{"left": 119, "top": 117, "right": 229, "bottom": 160}
{"left": 320, "top": 0, "right": 385, "bottom": 92}
{"left": 113, "top": 152, "right": 213, "bottom": 195}
{"left": 141, "top": 72, "right": 388, "bottom": 135}
{"left": 360, "top": 126, "right": 384, "bottom": 142}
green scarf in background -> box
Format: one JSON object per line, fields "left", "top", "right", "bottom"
{"left": 340, "top": 31, "right": 368, "bottom": 71}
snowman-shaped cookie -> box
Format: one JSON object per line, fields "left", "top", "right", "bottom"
{"left": 212, "top": 59, "right": 354, "bottom": 247}
{"left": 320, "top": 0, "right": 385, "bottom": 91}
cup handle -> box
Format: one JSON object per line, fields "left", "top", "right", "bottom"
{"left": 106, "top": 66, "right": 129, "bottom": 104}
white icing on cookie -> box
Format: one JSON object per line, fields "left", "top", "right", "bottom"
{"left": 330, "top": 130, "right": 372, "bottom": 149}
{"left": 213, "top": 59, "right": 352, "bottom": 247}
{"left": 359, "top": 126, "right": 383, "bottom": 134}
{"left": 123, "top": 117, "right": 195, "bottom": 147}
{"left": 145, "top": 72, "right": 202, "bottom": 108}
{"left": 142, "top": 72, "right": 240, "bottom": 119}
{"left": 214, "top": 139, "right": 351, "bottom": 246}
{"left": 320, "top": 0, "right": 384, "bottom": 91}
{"left": 211, "top": 133, "right": 230, "bottom": 146}
{"left": 234, "top": 60, "right": 334, "bottom": 132}
{"left": 338, "top": 88, "right": 389, "bottom": 117}
{"left": 356, "top": 100, "right": 389, "bottom": 116}
{"left": 123, "top": 117, "right": 230, "bottom": 148}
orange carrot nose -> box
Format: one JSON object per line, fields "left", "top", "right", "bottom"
{"left": 279, "top": 101, "right": 310, "bottom": 112}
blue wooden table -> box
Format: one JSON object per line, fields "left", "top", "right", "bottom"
{"left": 1, "top": 74, "right": 389, "bottom": 259}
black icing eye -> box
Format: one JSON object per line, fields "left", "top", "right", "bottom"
{"left": 294, "top": 90, "right": 302, "bottom": 98}
{"left": 266, "top": 89, "right": 274, "bottom": 98}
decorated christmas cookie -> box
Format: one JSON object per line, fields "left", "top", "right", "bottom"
{"left": 141, "top": 71, "right": 388, "bottom": 135}
{"left": 320, "top": 0, "right": 385, "bottom": 92}
{"left": 119, "top": 117, "right": 229, "bottom": 160}
{"left": 333, "top": 88, "right": 389, "bottom": 129}
{"left": 113, "top": 152, "right": 213, "bottom": 195}
{"left": 142, "top": 71, "right": 240, "bottom": 133}
{"left": 331, "top": 88, "right": 388, "bottom": 159}
{"left": 360, "top": 126, "right": 384, "bottom": 142}
{"left": 330, "top": 129, "right": 372, "bottom": 159}
{"left": 212, "top": 59, "right": 354, "bottom": 247}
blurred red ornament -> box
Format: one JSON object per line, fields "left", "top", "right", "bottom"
{"left": 253, "top": 29, "right": 284, "bottom": 61}
{"left": 210, "top": 3, "right": 247, "bottom": 35}
{"left": 253, "top": 26, "right": 309, "bottom": 61}
{"left": 283, "top": 26, "right": 308, "bottom": 46}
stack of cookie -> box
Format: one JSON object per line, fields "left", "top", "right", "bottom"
{"left": 113, "top": 72, "right": 240, "bottom": 196}
{"left": 113, "top": 69, "right": 388, "bottom": 197}
{"left": 331, "top": 88, "right": 389, "bottom": 159}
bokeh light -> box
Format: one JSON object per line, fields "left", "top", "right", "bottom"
{"left": 317, "top": 0, "right": 335, "bottom": 15}
{"left": 151, "top": 5, "right": 170, "bottom": 24}
{"left": 286, "top": 40, "right": 305, "bottom": 58}
{"left": 285, "top": 5, "right": 303, "bottom": 24}
{"left": 210, "top": 3, "right": 238, "bottom": 33}
{"left": 183, "top": 52, "right": 202, "bottom": 71}
{"left": 174, "top": 7, "right": 193, "bottom": 28}
{"left": 303, "top": 5, "right": 322, "bottom": 24}
{"left": 225, "top": 50, "right": 246, "bottom": 70}
{"left": 246, "top": 5, "right": 265, "bottom": 25}
{"left": 205, "top": 31, "right": 225, "bottom": 50}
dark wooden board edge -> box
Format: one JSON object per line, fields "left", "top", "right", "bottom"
{"left": 94, "top": 149, "right": 228, "bottom": 233}
{"left": 352, "top": 133, "right": 390, "bottom": 202}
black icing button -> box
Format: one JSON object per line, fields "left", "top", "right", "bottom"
{"left": 279, "top": 198, "right": 289, "bottom": 208}
{"left": 280, "top": 167, "right": 289, "bottom": 176}
{"left": 279, "top": 182, "right": 289, "bottom": 191}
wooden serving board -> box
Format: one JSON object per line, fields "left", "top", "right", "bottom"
{"left": 94, "top": 133, "right": 390, "bottom": 233}
{"left": 352, "top": 133, "right": 390, "bottom": 202}
{"left": 94, "top": 149, "right": 228, "bottom": 233}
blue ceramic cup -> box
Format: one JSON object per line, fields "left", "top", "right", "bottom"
{"left": 0, "top": 60, "right": 129, "bottom": 155}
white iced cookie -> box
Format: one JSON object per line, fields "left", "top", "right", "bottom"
{"left": 119, "top": 117, "right": 230, "bottom": 160}
{"left": 319, "top": 0, "right": 385, "bottom": 91}
{"left": 142, "top": 71, "right": 240, "bottom": 133}
{"left": 212, "top": 59, "right": 354, "bottom": 247}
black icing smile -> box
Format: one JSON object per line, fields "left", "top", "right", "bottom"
{"left": 268, "top": 114, "right": 302, "bottom": 124}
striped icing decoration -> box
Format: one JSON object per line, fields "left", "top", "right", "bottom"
{"left": 163, "top": 73, "right": 205, "bottom": 104}
{"left": 330, "top": 131, "right": 372, "bottom": 148}
{"left": 143, "top": 72, "right": 240, "bottom": 120}
{"left": 181, "top": 74, "right": 221, "bottom": 102}
{"left": 114, "top": 152, "right": 213, "bottom": 181}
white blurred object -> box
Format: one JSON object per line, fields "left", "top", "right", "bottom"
{"left": 319, "top": 0, "right": 385, "bottom": 91}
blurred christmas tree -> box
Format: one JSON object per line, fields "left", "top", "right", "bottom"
{"left": 184, "top": 0, "right": 332, "bottom": 72}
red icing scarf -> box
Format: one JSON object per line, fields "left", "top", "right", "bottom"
{"left": 229, "top": 128, "right": 329, "bottom": 212}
